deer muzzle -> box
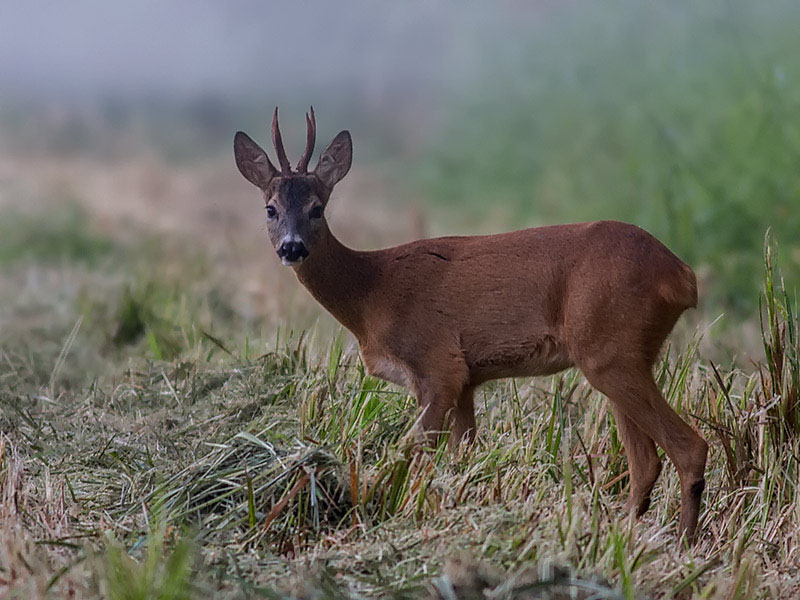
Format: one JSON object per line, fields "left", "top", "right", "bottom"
{"left": 277, "top": 235, "right": 309, "bottom": 266}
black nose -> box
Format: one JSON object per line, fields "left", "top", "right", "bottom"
{"left": 277, "top": 240, "right": 309, "bottom": 263}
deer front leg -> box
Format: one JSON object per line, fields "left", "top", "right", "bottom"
{"left": 410, "top": 355, "right": 469, "bottom": 450}
{"left": 412, "top": 380, "right": 461, "bottom": 450}
{"left": 449, "top": 385, "right": 477, "bottom": 449}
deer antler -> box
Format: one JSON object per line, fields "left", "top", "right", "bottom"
{"left": 271, "top": 107, "right": 292, "bottom": 174}
{"left": 296, "top": 106, "right": 316, "bottom": 174}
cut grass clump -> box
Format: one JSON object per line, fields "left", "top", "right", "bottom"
{"left": 429, "top": 558, "right": 622, "bottom": 600}
{"left": 146, "top": 435, "right": 349, "bottom": 553}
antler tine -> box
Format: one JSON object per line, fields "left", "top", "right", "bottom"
{"left": 296, "top": 106, "right": 316, "bottom": 173}
{"left": 271, "top": 107, "right": 292, "bottom": 174}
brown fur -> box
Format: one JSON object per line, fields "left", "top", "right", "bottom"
{"left": 233, "top": 110, "right": 708, "bottom": 543}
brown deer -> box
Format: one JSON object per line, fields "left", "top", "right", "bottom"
{"left": 233, "top": 108, "right": 708, "bottom": 542}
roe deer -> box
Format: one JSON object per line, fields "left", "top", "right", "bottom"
{"left": 233, "top": 108, "right": 708, "bottom": 542}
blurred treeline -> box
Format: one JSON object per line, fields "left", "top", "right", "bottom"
{"left": 2, "top": 0, "right": 799, "bottom": 317}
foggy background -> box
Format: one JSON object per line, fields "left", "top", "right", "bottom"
{"left": 1, "top": 0, "right": 799, "bottom": 342}
{"left": 0, "top": 0, "right": 530, "bottom": 158}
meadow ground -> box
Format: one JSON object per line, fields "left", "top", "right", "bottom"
{"left": 1, "top": 155, "right": 799, "bottom": 599}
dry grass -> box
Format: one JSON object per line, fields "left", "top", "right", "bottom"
{"left": 1, "top": 156, "right": 800, "bottom": 598}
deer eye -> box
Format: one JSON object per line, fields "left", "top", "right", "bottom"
{"left": 309, "top": 205, "right": 324, "bottom": 219}
{"left": 266, "top": 205, "right": 277, "bottom": 219}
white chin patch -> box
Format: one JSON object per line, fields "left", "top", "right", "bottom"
{"left": 281, "top": 256, "right": 305, "bottom": 267}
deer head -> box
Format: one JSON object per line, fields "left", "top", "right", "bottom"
{"left": 233, "top": 107, "right": 352, "bottom": 266}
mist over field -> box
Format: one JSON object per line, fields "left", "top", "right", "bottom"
{"left": 2, "top": 1, "right": 800, "bottom": 598}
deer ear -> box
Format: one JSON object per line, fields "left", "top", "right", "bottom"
{"left": 315, "top": 131, "right": 352, "bottom": 190}
{"left": 234, "top": 131, "right": 278, "bottom": 189}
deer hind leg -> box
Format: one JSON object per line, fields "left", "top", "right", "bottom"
{"left": 582, "top": 364, "right": 708, "bottom": 542}
{"left": 449, "top": 385, "right": 477, "bottom": 449}
{"left": 609, "top": 405, "right": 662, "bottom": 516}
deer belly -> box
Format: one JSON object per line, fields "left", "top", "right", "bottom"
{"left": 466, "top": 337, "right": 573, "bottom": 382}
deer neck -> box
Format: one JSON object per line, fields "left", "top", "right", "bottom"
{"left": 293, "top": 229, "right": 374, "bottom": 337}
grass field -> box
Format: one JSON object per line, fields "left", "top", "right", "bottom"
{"left": 1, "top": 155, "right": 799, "bottom": 599}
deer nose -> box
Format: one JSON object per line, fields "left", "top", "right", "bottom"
{"left": 277, "top": 239, "right": 309, "bottom": 264}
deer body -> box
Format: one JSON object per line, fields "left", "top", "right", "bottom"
{"left": 233, "top": 109, "right": 708, "bottom": 542}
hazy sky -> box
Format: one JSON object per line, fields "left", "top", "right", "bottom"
{"left": 0, "top": 1, "right": 525, "bottom": 99}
